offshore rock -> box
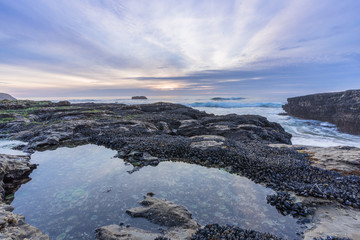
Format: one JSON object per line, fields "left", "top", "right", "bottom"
{"left": 282, "top": 89, "right": 360, "bottom": 134}
{"left": 132, "top": 96, "right": 148, "bottom": 100}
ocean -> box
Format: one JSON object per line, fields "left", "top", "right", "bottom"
{"left": 25, "top": 95, "right": 360, "bottom": 148}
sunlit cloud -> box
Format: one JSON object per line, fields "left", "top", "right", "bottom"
{"left": 0, "top": 0, "right": 359, "bottom": 97}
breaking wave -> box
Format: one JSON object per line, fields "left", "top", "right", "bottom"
{"left": 189, "top": 102, "right": 282, "bottom": 108}
{"left": 211, "top": 97, "right": 245, "bottom": 101}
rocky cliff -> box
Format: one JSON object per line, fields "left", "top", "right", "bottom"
{"left": 282, "top": 89, "right": 360, "bottom": 134}
{"left": 0, "top": 93, "right": 16, "bottom": 101}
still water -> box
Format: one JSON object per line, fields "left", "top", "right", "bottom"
{"left": 12, "top": 144, "right": 301, "bottom": 239}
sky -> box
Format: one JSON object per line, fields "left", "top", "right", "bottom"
{"left": 0, "top": 0, "right": 360, "bottom": 100}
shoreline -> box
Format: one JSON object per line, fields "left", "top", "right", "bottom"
{"left": 0, "top": 100, "right": 359, "bottom": 239}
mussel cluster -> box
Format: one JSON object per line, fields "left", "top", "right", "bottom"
{"left": 191, "top": 224, "right": 281, "bottom": 240}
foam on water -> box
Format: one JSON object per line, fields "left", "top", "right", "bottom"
{"left": 188, "top": 102, "right": 282, "bottom": 108}
{"left": 0, "top": 140, "right": 27, "bottom": 155}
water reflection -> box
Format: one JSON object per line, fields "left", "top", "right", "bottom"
{"left": 12, "top": 144, "right": 300, "bottom": 239}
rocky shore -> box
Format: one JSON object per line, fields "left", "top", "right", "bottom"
{"left": 282, "top": 89, "right": 360, "bottom": 135}
{"left": 1, "top": 99, "right": 359, "bottom": 239}
{"left": 0, "top": 154, "right": 49, "bottom": 239}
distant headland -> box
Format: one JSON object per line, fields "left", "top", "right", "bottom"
{"left": 0, "top": 93, "right": 16, "bottom": 100}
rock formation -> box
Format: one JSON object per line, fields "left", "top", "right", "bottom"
{"left": 0, "top": 154, "right": 49, "bottom": 239}
{"left": 97, "top": 193, "right": 199, "bottom": 240}
{"left": 96, "top": 194, "right": 283, "bottom": 240}
{"left": 1, "top": 100, "right": 360, "bottom": 239}
{"left": 132, "top": 96, "right": 148, "bottom": 100}
{"left": 282, "top": 89, "right": 360, "bottom": 134}
{"left": 0, "top": 93, "right": 16, "bottom": 101}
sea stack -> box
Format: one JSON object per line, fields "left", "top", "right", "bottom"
{"left": 132, "top": 96, "right": 147, "bottom": 100}
{"left": 282, "top": 89, "right": 360, "bottom": 134}
{"left": 0, "top": 93, "right": 16, "bottom": 100}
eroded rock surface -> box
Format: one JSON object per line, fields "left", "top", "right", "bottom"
{"left": 0, "top": 204, "right": 49, "bottom": 240}
{"left": 304, "top": 203, "right": 360, "bottom": 240}
{"left": 0, "top": 154, "right": 36, "bottom": 201}
{"left": 282, "top": 89, "right": 360, "bottom": 134}
{"left": 0, "top": 154, "right": 48, "bottom": 239}
{"left": 97, "top": 194, "right": 198, "bottom": 240}
{"left": 96, "top": 225, "right": 160, "bottom": 240}
{"left": 126, "top": 194, "right": 198, "bottom": 230}
{"left": 270, "top": 144, "right": 360, "bottom": 177}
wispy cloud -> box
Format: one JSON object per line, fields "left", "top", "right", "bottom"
{"left": 0, "top": 0, "right": 359, "bottom": 97}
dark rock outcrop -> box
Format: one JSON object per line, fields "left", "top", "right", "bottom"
{"left": 0, "top": 93, "right": 16, "bottom": 101}
{"left": 0, "top": 154, "right": 49, "bottom": 239}
{"left": 282, "top": 89, "right": 360, "bottom": 134}
{"left": 132, "top": 96, "right": 148, "bottom": 100}
{"left": 97, "top": 194, "right": 284, "bottom": 240}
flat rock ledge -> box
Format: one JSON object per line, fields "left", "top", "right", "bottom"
{"left": 269, "top": 144, "right": 360, "bottom": 177}
{"left": 0, "top": 154, "right": 49, "bottom": 240}
{"left": 270, "top": 144, "right": 360, "bottom": 240}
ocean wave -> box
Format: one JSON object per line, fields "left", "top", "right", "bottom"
{"left": 189, "top": 102, "right": 282, "bottom": 108}
{"left": 211, "top": 97, "right": 245, "bottom": 101}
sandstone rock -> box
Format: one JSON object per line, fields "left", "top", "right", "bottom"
{"left": 282, "top": 89, "right": 360, "bottom": 134}
{"left": 303, "top": 203, "right": 360, "bottom": 240}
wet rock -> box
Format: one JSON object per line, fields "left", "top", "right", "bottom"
{"left": 126, "top": 194, "right": 198, "bottom": 230}
{"left": 0, "top": 154, "right": 48, "bottom": 239}
{"left": 282, "top": 89, "right": 360, "bottom": 135}
{"left": 96, "top": 225, "right": 160, "bottom": 240}
{"left": 97, "top": 194, "right": 198, "bottom": 240}
{"left": 0, "top": 154, "right": 36, "bottom": 200}
{"left": 267, "top": 191, "right": 313, "bottom": 217}
{"left": 191, "top": 224, "right": 282, "bottom": 240}
{"left": 0, "top": 203, "right": 49, "bottom": 240}
{"left": 116, "top": 151, "right": 160, "bottom": 168}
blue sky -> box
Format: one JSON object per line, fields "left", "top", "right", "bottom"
{"left": 0, "top": 0, "right": 359, "bottom": 100}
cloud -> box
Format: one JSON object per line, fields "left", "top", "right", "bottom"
{"left": 0, "top": 0, "right": 359, "bottom": 97}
